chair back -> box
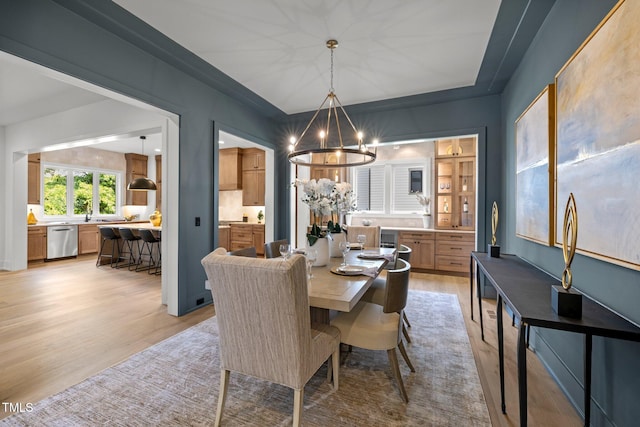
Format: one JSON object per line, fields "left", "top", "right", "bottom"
{"left": 346, "top": 225, "right": 380, "bottom": 248}
{"left": 383, "top": 258, "right": 411, "bottom": 315}
{"left": 100, "top": 227, "right": 119, "bottom": 240}
{"left": 398, "top": 244, "right": 412, "bottom": 263}
{"left": 201, "top": 248, "right": 315, "bottom": 389}
{"left": 118, "top": 228, "right": 139, "bottom": 241}
{"left": 229, "top": 246, "right": 257, "bottom": 257}
{"left": 264, "top": 239, "right": 288, "bottom": 259}
{"left": 139, "top": 229, "right": 159, "bottom": 243}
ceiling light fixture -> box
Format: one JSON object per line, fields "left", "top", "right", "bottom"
{"left": 287, "top": 40, "right": 378, "bottom": 168}
{"left": 127, "top": 136, "right": 157, "bottom": 191}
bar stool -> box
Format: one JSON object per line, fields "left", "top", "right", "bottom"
{"left": 137, "top": 229, "right": 161, "bottom": 274}
{"left": 96, "top": 227, "right": 121, "bottom": 268}
{"left": 117, "top": 228, "right": 141, "bottom": 270}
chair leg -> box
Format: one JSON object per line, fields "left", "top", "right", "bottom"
{"left": 402, "top": 323, "right": 412, "bottom": 343}
{"left": 332, "top": 348, "right": 340, "bottom": 390}
{"left": 293, "top": 388, "right": 304, "bottom": 427}
{"left": 403, "top": 311, "right": 412, "bottom": 328}
{"left": 398, "top": 340, "right": 415, "bottom": 372}
{"left": 387, "top": 348, "right": 409, "bottom": 403}
{"left": 214, "top": 369, "right": 230, "bottom": 427}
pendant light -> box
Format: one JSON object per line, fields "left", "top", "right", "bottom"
{"left": 287, "top": 40, "right": 378, "bottom": 168}
{"left": 127, "top": 136, "right": 157, "bottom": 191}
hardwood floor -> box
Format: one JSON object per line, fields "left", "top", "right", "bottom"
{"left": 1, "top": 257, "right": 581, "bottom": 425}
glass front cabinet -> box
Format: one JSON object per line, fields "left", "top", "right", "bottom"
{"left": 435, "top": 138, "right": 476, "bottom": 230}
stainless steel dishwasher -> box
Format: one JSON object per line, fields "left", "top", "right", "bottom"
{"left": 46, "top": 224, "right": 78, "bottom": 260}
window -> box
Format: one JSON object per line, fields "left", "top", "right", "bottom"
{"left": 43, "top": 164, "right": 120, "bottom": 218}
{"left": 353, "top": 160, "right": 430, "bottom": 214}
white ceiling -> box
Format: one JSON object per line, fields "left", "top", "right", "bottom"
{"left": 114, "top": 0, "right": 501, "bottom": 114}
{"left": 0, "top": 0, "right": 503, "bottom": 151}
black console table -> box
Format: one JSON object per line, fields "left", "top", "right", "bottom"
{"left": 470, "top": 252, "right": 640, "bottom": 427}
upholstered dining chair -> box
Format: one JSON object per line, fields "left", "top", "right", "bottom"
{"left": 264, "top": 239, "right": 289, "bottom": 259}
{"left": 201, "top": 248, "right": 340, "bottom": 427}
{"left": 331, "top": 258, "right": 414, "bottom": 403}
{"left": 361, "top": 244, "right": 413, "bottom": 342}
{"left": 346, "top": 225, "right": 380, "bottom": 249}
{"left": 228, "top": 246, "right": 257, "bottom": 257}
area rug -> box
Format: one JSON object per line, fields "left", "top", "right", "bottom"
{"left": 1, "top": 291, "right": 490, "bottom": 426}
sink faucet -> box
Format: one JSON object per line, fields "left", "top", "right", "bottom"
{"left": 85, "top": 209, "right": 93, "bottom": 222}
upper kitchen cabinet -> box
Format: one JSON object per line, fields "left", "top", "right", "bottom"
{"left": 219, "top": 148, "right": 243, "bottom": 191}
{"left": 28, "top": 153, "right": 41, "bottom": 205}
{"left": 125, "top": 153, "right": 148, "bottom": 206}
{"left": 242, "top": 148, "right": 265, "bottom": 206}
{"left": 435, "top": 138, "right": 476, "bottom": 230}
{"left": 155, "top": 155, "right": 162, "bottom": 210}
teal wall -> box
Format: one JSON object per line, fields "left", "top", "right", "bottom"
{"left": 0, "top": 0, "right": 282, "bottom": 315}
{"left": 502, "top": 1, "right": 640, "bottom": 425}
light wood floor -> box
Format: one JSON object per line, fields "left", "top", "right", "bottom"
{"left": 0, "top": 257, "right": 581, "bottom": 425}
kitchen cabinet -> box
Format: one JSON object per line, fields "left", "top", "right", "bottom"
{"left": 435, "top": 138, "right": 476, "bottom": 230}
{"left": 242, "top": 148, "right": 265, "bottom": 206}
{"left": 219, "top": 148, "right": 243, "bottom": 191}
{"left": 28, "top": 153, "right": 41, "bottom": 205}
{"left": 78, "top": 224, "right": 100, "bottom": 255}
{"left": 398, "top": 231, "right": 435, "bottom": 270}
{"left": 435, "top": 232, "right": 475, "bottom": 273}
{"left": 27, "top": 226, "right": 47, "bottom": 261}
{"left": 125, "top": 153, "right": 149, "bottom": 206}
{"left": 218, "top": 226, "right": 230, "bottom": 250}
{"left": 229, "top": 223, "right": 265, "bottom": 256}
{"left": 155, "top": 155, "right": 162, "bottom": 211}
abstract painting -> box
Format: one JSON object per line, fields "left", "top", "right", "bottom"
{"left": 515, "top": 84, "right": 555, "bottom": 245}
{"left": 555, "top": 0, "right": 640, "bottom": 269}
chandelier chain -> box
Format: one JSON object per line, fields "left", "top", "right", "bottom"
{"left": 330, "top": 47, "right": 334, "bottom": 93}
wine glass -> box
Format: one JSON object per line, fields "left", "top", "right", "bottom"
{"left": 305, "top": 248, "right": 317, "bottom": 280}
{"left": 338, "top": 241, "right": 351, "bottom": 266}
{"left": 357, "top": 234, "right": 366, "bottom": 252}
{"left": 279, "top": 243, "right": 291, "bottom": 260}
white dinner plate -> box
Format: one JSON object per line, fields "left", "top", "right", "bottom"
{"left": 357, "top": 251, "right": 384, "bottom": 259}
{"left": 331, "top": 265, "right": 366, "bottom": 276}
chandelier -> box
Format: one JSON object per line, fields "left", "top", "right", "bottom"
{"left": 287, "top": 40, "right": 377, "bottom": 168}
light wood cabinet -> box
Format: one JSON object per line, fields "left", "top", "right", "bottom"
{"left": 398, "top": 231, "right": 435, "bottom": 270}
{"left": 241, "top": 148, "right": 265, "bottom": 206}
{"left": 218, "top": 226, "right": 230, "bottom": 250}
{"left": 78, "top": 224, "right": 100, "bottom": 255}
{"left": 27, "top": 226, "right": 47, "bottom": 261}
{"left": 435, "top": 138, "right": 476, "bottom": 230}
{"left": 155, "top": 155, "right": 162, "bottom": 211}
{"left": 229, "top": 223, "right": 265, "bottom": 256}
{"left": 125, "top": 153, "right": 149, "bottom": 206}
{"left": 219, "top": 148, "right": 243, "bottom": 191}
{"left": 435, "top": 232, "right": 475, "bottom": 273}
{"left": 28, "top": 153, "right": 41, "bottom": 205}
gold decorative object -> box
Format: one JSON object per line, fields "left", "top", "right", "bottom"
{"left": 149, "top": 210, "right": 162, "bottom": 227}
{"left": 287, "top": 40, "right": 378, "bottom": 167}
{"left": 491, "top": 201, "right": 499, "bottom": 246}
{"left": 27, "top": 209, "right": 37, "bottom": 225}
{"left": 561, "top": 193, "right": 578, "bottom": 290}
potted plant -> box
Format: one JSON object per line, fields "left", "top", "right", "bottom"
{"left": 257, "top": 210, "right": 264, "bottom": 224}
{"left": 296, "top": 178, "right": 334, "bottom": 265}
{"left": 416, "top": 193, "right": 431, "bottom": 229}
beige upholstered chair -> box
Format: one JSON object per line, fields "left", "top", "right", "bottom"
{"left": 201, "top": 248, "right": 340, "bottom": 426}
{"left": 264, "top": 239, "right": 288, "bottom": 259}
{"left": 362, "top": 244, "right": 413, "bottom": 342}
{"left": 346, "top": 225, "right": 380, "bottom": 249}
{"left": 331, "top": 258, "right": 415, "bottom": 402}
{"left": 228, "top": 246, "right": 257, "bottom": 257}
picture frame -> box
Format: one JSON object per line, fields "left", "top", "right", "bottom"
{"left": 555, "top": 0, "right": 640, "bottom": 270}
{"left": 515, "top": 84, "right": 555, "bottom": 246}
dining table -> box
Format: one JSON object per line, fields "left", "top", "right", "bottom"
{"left": 307, "top": 246, "right": 396, "bottom": 324}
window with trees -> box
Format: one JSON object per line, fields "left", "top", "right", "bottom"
{"left": 43, "top": 165, "right": 120, "bottom": 218}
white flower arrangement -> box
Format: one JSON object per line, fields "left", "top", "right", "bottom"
{"left": 416, "top": 193, "right": 431, "bottom": 215}
{"left": 332, "top": 181, "right": 356, "bottom": 214}
{"left": 297, "top": 178, "right": 335, "bottom": 218}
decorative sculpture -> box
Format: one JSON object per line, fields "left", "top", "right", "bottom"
{"left": 551, "top": 193, "right": 582, "bottom": 318}
{"left": 488, "top": 201, "right": 500, "bottom": 257}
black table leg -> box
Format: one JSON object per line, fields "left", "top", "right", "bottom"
{"left": 518, "top": 321, "right": 528, "bottom": 427}
{"left": 477, "top": 263, "right": 484, "bottom": 341}
{"left": 497, "top": 294, "right": 505, "bottom": 413}
{"left": 469, "top": 257, "right": 474, "bottom": 321}
{"left": 584, "top": 333, "right": 592, "bottom": 427}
